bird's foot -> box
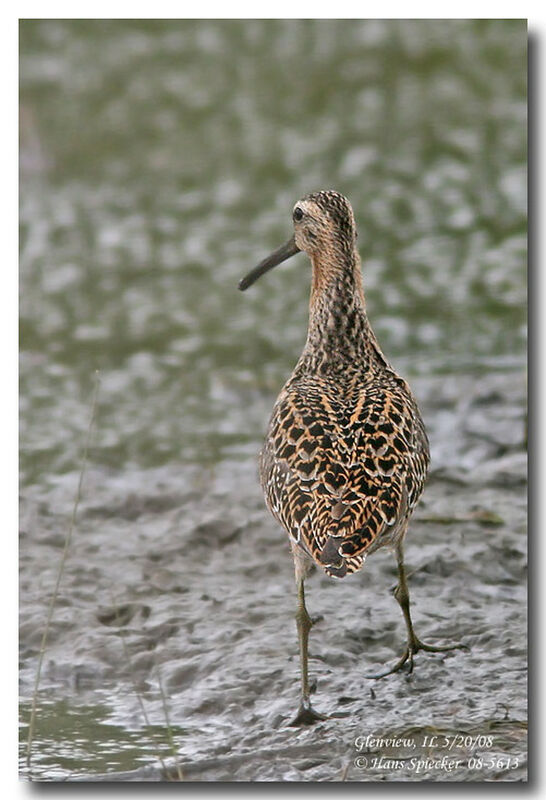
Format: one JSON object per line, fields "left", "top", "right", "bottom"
{"left": 366, "top": 636, "right": 468, "bottom": 680}
{"left": 415, "top": 637, "right": 469, "bottom": 655}
{"left": 365, "top": 648, "right": 415, "bottom": 679}
{"left": 288, "top": 699, "right": 328, "bottom": 727}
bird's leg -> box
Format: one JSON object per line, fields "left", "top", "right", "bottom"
{"left": 289, "top": 576, "right": 327, "bottom": 726}
{"left": 367, "top": 542, "right": 467, "bottom": 679}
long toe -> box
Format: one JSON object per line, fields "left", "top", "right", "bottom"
{"left": 368, "top": 637, "right": 468, "bottom": 679}
{"left": 365, "top": 650, "right": 411, "bottom": 680}
{"left": 415, "top": 638, "right": 469, "bottom": 654}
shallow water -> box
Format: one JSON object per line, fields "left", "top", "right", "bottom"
{"left": 19, "top": 20, "right": 527, "bottom": 781}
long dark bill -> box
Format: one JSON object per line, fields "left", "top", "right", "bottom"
{"left": 238, "top": 236, "right": 300, "bottom": 291}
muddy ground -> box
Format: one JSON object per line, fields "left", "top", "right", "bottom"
{"left": 19, "top": 369, "right": 527, "bottom": 781}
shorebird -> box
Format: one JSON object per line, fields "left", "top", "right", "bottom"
{"left": 238, "top": 190, "right": 465, "bottom": 725}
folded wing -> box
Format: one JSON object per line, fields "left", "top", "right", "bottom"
{"left": 260, "top": 377, "right": 429, "bottom": 578}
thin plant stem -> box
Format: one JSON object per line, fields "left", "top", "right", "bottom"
{"left": 110, "top": 596, "right": 185, "bottom": 780}
{"left": 25, "top": 371, "right": 101, "bottom": 774}
{"left": 156, "top": 663, "right": 184, "bottom": 780}
{"left": 109, "top": 593, "right": 170, "bottom": 776}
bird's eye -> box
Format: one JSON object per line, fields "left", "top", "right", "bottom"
{"left": 293, "top": 207, "right": 304, "bottom": 222}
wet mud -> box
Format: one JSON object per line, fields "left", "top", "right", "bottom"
{"left": 19, "top": 370, "right": 527, "bottom": 781}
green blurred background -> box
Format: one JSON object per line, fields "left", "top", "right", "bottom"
{"left": 19, "top": 19, "right": 526, "bottom": 487}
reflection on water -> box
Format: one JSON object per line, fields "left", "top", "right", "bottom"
{"left": 19, "top": 20, "right": 527, "bottom": 781}
{"left": 20, "top": 696, "right": 184, "bottom": 780}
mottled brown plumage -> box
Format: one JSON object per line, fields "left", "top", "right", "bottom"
{"left": 259, "top": 190, "right": 429, "bottom": 576}
{"left": 239, "top": 190, "right": 465, "bottom": 725}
